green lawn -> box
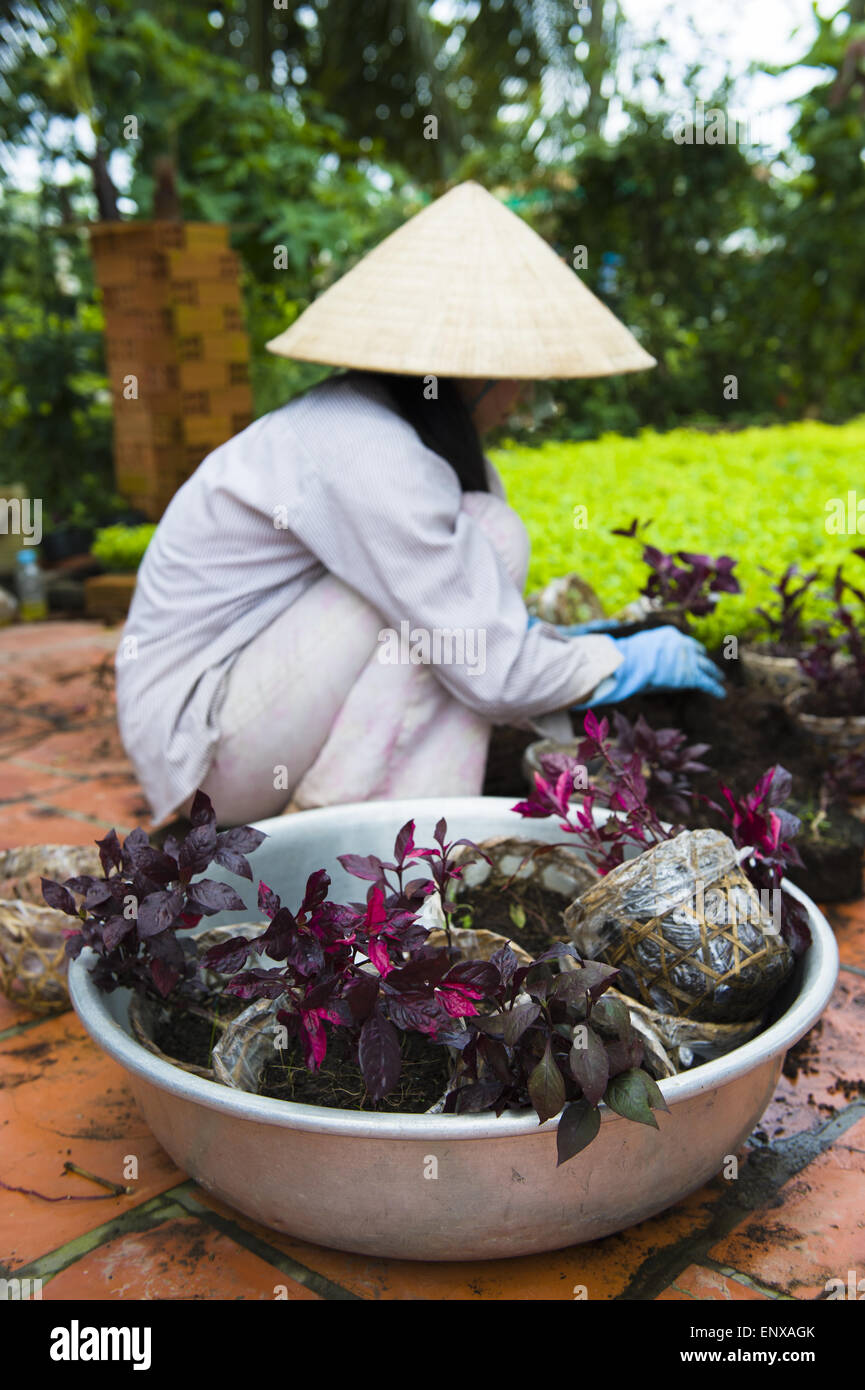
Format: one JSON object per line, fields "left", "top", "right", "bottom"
{"left": 494, "top": 416, "right": 865, "bottom": 647}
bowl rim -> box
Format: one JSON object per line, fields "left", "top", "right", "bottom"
{"left": 67, "top": 796, "right": 839, "bottom": 1142}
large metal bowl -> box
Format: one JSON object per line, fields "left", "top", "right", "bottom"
{"left": 68, "top": 798, "right": 838, "bottom": 1262}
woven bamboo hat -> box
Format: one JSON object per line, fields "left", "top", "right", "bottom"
{"left": 266, "top": 181, "right": 655, "bottom": 379}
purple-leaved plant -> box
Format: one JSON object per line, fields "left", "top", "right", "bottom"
{"left": 55, "top": 804, "right": 668, "bottom": 1160}
{"left": 42, "top": 791, "right": 265, "bottom": 1000}
{"left": 607, "top": 711, "right": 710, "bottom": 822}
{"left": 446, "top": 939, "right": 668, "bottom": 1165}
{"left": 703, "top": 766, "right": 811, "bottom": 956}
{"left": 797, "top": 560, "right": 865, "bottom": 717}
{"left": 203, "top": 818, "right": 495, "bottom": 1094}
{"left": 754, "top": 563, "right": 821, "bottom": 655}
{"left": 207, "top": 816, "right": 667, "bottom": 1154}
{"left": 513, "top": 710, "right": 681, "bottom": 874}
{"left": 612, "top": 517, "right": 741, "bottom": 625}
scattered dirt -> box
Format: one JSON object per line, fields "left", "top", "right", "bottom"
{"left": 260, "top": 1028, "right": 452, "bottom": 1113}
{"left": 828, "top": 1077, "right": 865, "bottom": 1101}
{"left": 4, "top": 1040, "right": 54, "bottom": 1061}
{"left": 781, "top": 1021, "right": 823, "bottom": 1081}
{"left": 452, "top": 881, "right": 569, "bottom": 957}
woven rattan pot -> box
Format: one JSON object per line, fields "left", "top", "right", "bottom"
{"left": 449, "top": 834, "right": 597, "bottom": 963}
{"left": 609, "top": 989, "right": 765, "bottom": 1068}
{"left": 445, "top": 841, "right": 675, "bottom": 1078}
{"left": 565, "top": 829, "right": 794, "bottom": 1023}
{"left": 526, "top": 573, "right": 606, "bottom": 627}
{"left": 0, "top": 844, "right": 102, "bottom": 1014}
{"left": 784, "top": 688, "right": 865, "bottom": 758}
{"left": 740, "top": 647, "right": 808, "bottom": 703}
{"left": 451, "top": 836, "right": 596, "bottom": 908}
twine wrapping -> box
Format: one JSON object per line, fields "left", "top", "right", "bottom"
{"left": 565, "top": 829, "right": 793, "bottom": 1023}
{"left": 0, "top": 845, "right": 102, "bottom": 1015}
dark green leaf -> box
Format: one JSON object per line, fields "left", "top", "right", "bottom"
{"left": 640, "top": 1069, "right": 671, "bottom": 1114}
{"left": 556, "top": 1100, "right": 601, "bottom": 1166}
{"left": 604, "top": 1068, "right": 661, "bottom": 1128}
{"left": 472, "top": 1011, "right": 506, "bottom": 1037}
{"left": 591, "top": 994, "right": 634, "bottom": 1041}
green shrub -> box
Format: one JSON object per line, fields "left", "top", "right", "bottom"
{"left": 494, "top": 417, "right": 865, "bottom": 649}
{"left": 91, "top": 524, "right": 156, "bottom": 573}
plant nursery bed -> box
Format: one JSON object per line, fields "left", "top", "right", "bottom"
{"left": 614, "top": 685, "right": 865, "bottom": 903}
{"left": 483, "top": 680, "right": 865, "bottom": 902}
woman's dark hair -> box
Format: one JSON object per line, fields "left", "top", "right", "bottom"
{"left": 363, "top": 371, "right": 490, "bottom": 493}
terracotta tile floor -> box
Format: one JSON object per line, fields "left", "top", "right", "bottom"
{"left": 1, "top": 619, "right": 864, "bottom": 1301}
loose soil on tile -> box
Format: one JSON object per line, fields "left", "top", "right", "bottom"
{"left": 452, "top": 882, "right": 569, "bottom": 958}
{"left": 261, "top": 1029, "right": 452, "bottom": 1113}
{"left": 781, "top": 1021, "right": 823, "bottom": 1082}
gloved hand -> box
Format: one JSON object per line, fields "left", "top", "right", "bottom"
{"left": 573, "top": 625, "right": 726, "bottom": 707}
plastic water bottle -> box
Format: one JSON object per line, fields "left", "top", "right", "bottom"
{"left": 14, "top": 549, "right": 48, "bottom": 621}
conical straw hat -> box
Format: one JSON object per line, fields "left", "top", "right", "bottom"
{"left": 266, "top": 181, "right": 655, "bottom": 379}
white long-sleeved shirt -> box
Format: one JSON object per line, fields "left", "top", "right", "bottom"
{"left": 116, "top": 373, "right": 621, "bottom": 821}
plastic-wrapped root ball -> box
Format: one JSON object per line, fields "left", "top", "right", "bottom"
{"left": 564, "top": 828, "right": 793, "bottom": 1023}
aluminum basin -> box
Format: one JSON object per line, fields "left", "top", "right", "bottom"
{"left": 68, "top": 798, "right": 838, "bottom": 1261}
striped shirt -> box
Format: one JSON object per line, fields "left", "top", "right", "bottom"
{"left": 116, "top": 373, "right": 621, "bottom": 821}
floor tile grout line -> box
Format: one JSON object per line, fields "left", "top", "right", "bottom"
{"left": 17, "top": 800, "right": 136, "bottom": 835}
{"left": 840, "top": 962, "right": 865, "bottom": 978}
{"left": 4, "top": 763, "right": 130, "bottom": 783}
{"left": 3, "top": 1182, "right": 359, "bottom": 1300}
{"left": 624, "top": 1098, "right": 865, "bottom": 1301}
{"left": 0, "top": 1194, "right": 187, "bottom": 1284}
{"left": 690, "top": 1258, "right": 792, "bottom": 1300}
{"left": 166, "top": 1183, "right": 363, "bottom": 1300}
{"left": 0, "top": 1013, "right": 53, "bottom": 1043}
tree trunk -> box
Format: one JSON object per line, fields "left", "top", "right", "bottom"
{"left": 89, "top": 146, "right": 120, "bottom": 222}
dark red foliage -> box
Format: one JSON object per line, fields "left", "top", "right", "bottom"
{"left": 204, "top": 814, "right": 664, "bottom": 1155}
{"left": 42, "top": 792, "right": 265, "bottom": 1000}
{"left": 63, "top": 802, "right": 667, "bottom": 1160}
{"left": 447, "top": 942, "right": 668, "bottom": 1164}
{"left": 754, "top": 563, "right": 820, "bottom": 654}
{"left": 513, "top": 710, "right": 681, "bottom": 874}
{"left": 797, "top": 564, "right": 865, "bottom": 717}
{"left": 608, "top": 711, "right": 710, "bottom": 821}
{"left": 612, "top": 518, "right": 741, "bottom": 623}
{"left": 703, "top": 766, "right": 811, "bottom": 956}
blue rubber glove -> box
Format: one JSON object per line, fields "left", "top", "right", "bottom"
{"left": 573, "top": 625, "right": 726, "bottom": 706}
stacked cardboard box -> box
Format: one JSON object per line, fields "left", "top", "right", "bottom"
{"left": 89, "top": 223, "right": 253, "bottom": 519}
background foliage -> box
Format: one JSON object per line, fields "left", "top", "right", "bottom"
{"left": 1, "top": 0, "right": 864, "bottom": 525}
{"left": 495, "top": 416, "right": 865, "bottom": 647}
